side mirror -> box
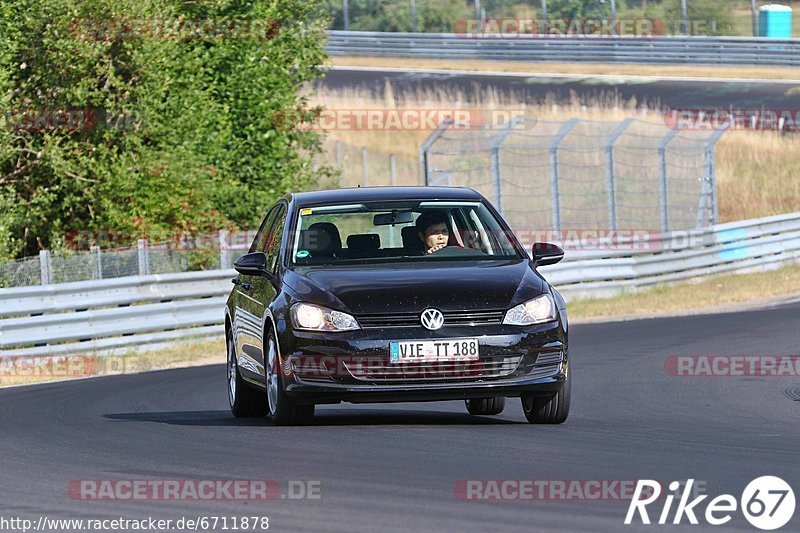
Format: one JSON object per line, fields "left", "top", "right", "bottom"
{"left": 532, "top": 242, "right": 564, "bottom": 266}
{"left": 234, "top": 252, "right": 269, "bottom": 276}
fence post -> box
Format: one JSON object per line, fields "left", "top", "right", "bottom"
{"left": 39, "top": 250, "right": 51, "bottom": 285}
{"left": 361, "top": 147, "right": 368, "bottom": 186}
{"left": 419, "top": 117, "right": 453, "bottom": 186}
{"left": 658, "top": 129, "right": 681, "bottom": 233}
{"left": 219, "top": 229, "right": 232, "bottom": 270}
{"left": 488, "top": 117, "right": 523, "bottom": 216}
{"left": 549, "top": 118, "right": 580, "bottom": 233}
{"left": 137, "top": 239, "right": 150, "bottom": 276}
{"left": 91, "top": 245, "right": 103, "bottom": 280}
{"left": 704, "top": 125, "right": 728, "bottom": 226}
{"left": 680, "top": 0, "right": 688, "bottom": 35}
{"left": 390, "top": 154, "right": 397, "bottom": 186}
{"left": 604, "top": 118, "right": 634, "bottom": 232}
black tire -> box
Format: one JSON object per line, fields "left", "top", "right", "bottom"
{"left": 265, "top": 331, "right": 315, "bottom": 426}
{"left": 465, "top": 397, "right": 506, "bottom": 416}
{"left": 521, "top": 371, "right": 570, "bottom": 424}
{"left": 227, "top": 332, "right": 268, "bottom": 417}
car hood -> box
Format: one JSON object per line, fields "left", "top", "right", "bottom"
{"left": 283, "top": 259, "right": 546, "bottom": 315}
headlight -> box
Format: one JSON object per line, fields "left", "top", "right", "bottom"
{"left": 290, "top": 303, "right": 360, "bottom": 332}
{"left": 503, "top": 294, "right": 556, "bottom": 326}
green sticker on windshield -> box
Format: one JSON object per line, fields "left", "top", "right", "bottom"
{"left": 296, "top": 250, "right": 310, "bottom": 259}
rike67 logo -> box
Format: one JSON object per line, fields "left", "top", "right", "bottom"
{"left": 625, "top": 477, "right": 795, "bottom": 530}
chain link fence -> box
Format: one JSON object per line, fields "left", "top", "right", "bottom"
{"left": 1, "top": 117, "right": 725, "bottom": 288}
{"left": 0, "top": 233, "right": 256, "bottom": 289}
{"left": 421, "top": 117, "right": 727, "bottom": 234}
{"left": 315, "top": 138, "right": 419, "bottom": 188}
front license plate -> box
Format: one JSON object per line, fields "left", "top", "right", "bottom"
{"left": 390, "top": 338, "right": 480, "bottom": 363}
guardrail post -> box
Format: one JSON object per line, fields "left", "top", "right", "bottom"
{"left": 219, "top": 230, "right": 232, "bottom": 270}
{"left": 549, "top": 118, "right": 580, "bottom": 233}
{"left": 605, "top": 118, "right": 634, "bottom": 232}
{"left": 475, "top": 0, "right": 482, "bottom": 32}
{"left": 91, "top": 245, "right": 103, "bottom": 280}
{"left": 410, "top": 0, "right": 417, "bottom": 32}
{"left": 361, "top": 147, "right": 368, "bottom": 186}
{"left": 658, "top": 129, "right": 681, "bottom": 233}
{"left": 39, "top": 250, "right": 51, "bottom": 285}
{"left": 390, "top": 154, "right": 397, "bottom": 186}
{"left": 137, "top": 239, "right": 150, "bottom": 276}
{"left": 419, "top": 117, "right": 453, "bottom": 186}
{"left": 342, "top": 0, "right": 349, "bottom": 31}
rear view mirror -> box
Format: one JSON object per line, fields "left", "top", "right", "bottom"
{"left": 532, "top": 242, "right": 564, "bottom": 266}
{"left": 373, "top": 210, "right": 414, "bottom": 226}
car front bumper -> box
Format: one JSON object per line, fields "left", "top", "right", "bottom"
{"left": 277, "top": 319, "right": 568, "bottom": 405}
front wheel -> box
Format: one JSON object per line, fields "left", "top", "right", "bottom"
{"left": 521, "top": 371, "right": 570, "bottom": 424}
{"left": 265, "top": 331, "right": 315, "bottom": 426}
{"left": 228, "top": 333, "right": 267, "bottom": 417}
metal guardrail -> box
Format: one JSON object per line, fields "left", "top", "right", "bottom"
{"left": 538, "top": 212, "right": 800, "bottom": 299}
{"left": 327, "top": 31, "right": 800, "bottom": 66}
{"left": 1, "top": 213, "right": 798, "bottom": 356}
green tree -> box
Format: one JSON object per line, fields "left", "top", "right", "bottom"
{"left": 0, "top": 0, "right": 330, "bottom": 260}
{"left": 548, "top": 0, "right": 622, "bottom": 19}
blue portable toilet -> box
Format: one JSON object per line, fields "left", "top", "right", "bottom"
{"left": 759, "top": 4, "right": 793, "bottom": 38}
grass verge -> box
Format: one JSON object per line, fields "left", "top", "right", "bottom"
{"left": 0, "top": 337, "right": 224, "bottom": 387}
{"left": 568, "top": 264, "right": 800, "bottom": 321}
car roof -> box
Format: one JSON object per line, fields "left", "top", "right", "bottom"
{"left": 285, "top": 186, "right": 484, "bottom": 207}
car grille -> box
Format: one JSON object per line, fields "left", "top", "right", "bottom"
{"left": 356, "top": 309, "right": 506, "bottom": 329}
{"left": 343, "top": 355, "right": 522, "bottom": 382}
{"left": 535, "top": 351, "right": 563, "bottom": 366}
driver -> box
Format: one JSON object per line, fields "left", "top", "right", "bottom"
{"left": 415, "top": 210, "right": 451, "bottom": 255}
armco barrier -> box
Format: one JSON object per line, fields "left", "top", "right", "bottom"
{"left": 326, "top": 31, "right": 800, "bottom": 67}
{"left": 1, "top": 213, "right": 798, "bottom": 357}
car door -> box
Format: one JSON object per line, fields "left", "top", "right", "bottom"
{"left": 234, "top": 204, "right": 280, "bottom": 386}
{"left": 246, "top": 202, "right": 286, "bottom": 382}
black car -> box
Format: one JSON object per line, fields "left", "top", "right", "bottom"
{"left": 225, "top": 186, "right": 569, "bottom": 425}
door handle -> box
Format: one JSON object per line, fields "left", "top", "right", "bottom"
{"left": 231, "top": 278, "right": 241, "bottom": 285}
{"left": 241, "top": 282, "right": 254, "bottom": 291}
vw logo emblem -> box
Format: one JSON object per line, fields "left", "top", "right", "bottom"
{"left": 420, "top": 308, "right": 444, "bottom": 331}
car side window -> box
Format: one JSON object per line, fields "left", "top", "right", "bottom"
{"left": 263, "top": 204, "right": 287, "bottom": 272}
{"left": 249, "top": 205, "right": 279, "bottom": 253}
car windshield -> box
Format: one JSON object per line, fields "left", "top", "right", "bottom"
{"left": 290, "top": 201, "right": 521, "bottom": 265}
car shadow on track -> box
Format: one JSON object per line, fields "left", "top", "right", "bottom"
{"left": 104, "top": 410, "right": 269, "bottom": 427}
{"left": 104, "top": 409, "right": 521, "bottom": 426}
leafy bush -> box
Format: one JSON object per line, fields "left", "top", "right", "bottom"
{"left": 0, "top": 0, "right": 331, "bottom": 260}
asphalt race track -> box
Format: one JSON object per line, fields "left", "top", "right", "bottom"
{"left": 320, "top": 67, "right": 800, "bottom": 110}
{"left": 1, "top": 301, "right": 799, "bottom": 532}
